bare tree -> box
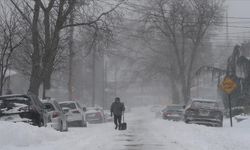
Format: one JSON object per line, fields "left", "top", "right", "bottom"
{"left": 10, "top": 0, "right": 124, "bottom": 97}
{"left": 139, "top": 0, "right": 224, "bottom": 103}
{"left": 0, "top": 3, "right": 24, "bottom": 95}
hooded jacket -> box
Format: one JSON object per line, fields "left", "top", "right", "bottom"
{"left": 111, "top": 101, "right": 125, "bottom": 116}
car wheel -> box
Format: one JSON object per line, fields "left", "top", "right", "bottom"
{"left": 59, "top": 121, "right": 63, "bottom": 132}
{"left": 78, "top": 120, "right": 84, "bottom": 127}
{"left": 38, "top": 118, "right": 44, "bottom": 127}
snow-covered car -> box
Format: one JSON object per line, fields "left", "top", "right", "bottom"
{"left": 152, "top": 105, "right": 165, "bottom": 118}
{"left": 59, "top": 101, "right": 87, "bottom": 127}
{"left": 184, "top": 98, "right": 223, "bottom": 127}
{"left": 162, "top": 105, "right": 184, "bottom": 121}
{"left": 42, "top": 99, "right": 68, "bottom": 131}
{"left": 0, "top": 94, "right": 48, "bottom": 127}
{"left": 86, "top": 107, "right": 105, "bottom": 124}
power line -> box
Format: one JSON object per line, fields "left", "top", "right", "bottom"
{"left": 97, "top": 1, "right": 250, "bottom": 44}
{"left": 108, "top": 0, "right": 250, "bottom": 20}
{"left": 99, "top": 0, "right": 250, "bottom": 30}
{"left": 111, "top": 24, "right": 250, "bottom": 39}
{"left": 115, "top": 31, "right": 241, "bottom": 48}
{"left": 217, "top": 24, "right": 250, "bottom": 29}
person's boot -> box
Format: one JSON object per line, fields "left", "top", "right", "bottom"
{"left": 115, "top": 125, "right": 118, "bottom": 130}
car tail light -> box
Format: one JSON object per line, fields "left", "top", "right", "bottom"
{"left": 164, "top": 112, "right": 171, "bottom": 116}
{"left": 72, "top": 110, "right": 80, "bottom": 114}
{"left": 52, "top": 112, "right": 60, "bottom": 118}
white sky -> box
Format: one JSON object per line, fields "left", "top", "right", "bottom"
{"left": 223, "top": 0, "right": 250, "bottom": 44}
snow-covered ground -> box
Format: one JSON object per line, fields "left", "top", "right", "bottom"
{"left": 0, "top": 107, "right": 250, "bottom": 150}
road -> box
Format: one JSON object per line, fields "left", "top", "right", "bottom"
{"left": 115, "top": 108, "right": 167, "bottom": 150}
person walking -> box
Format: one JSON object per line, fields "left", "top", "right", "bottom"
{"left": 110, "top": 97, "right": 125, "bottom": 130}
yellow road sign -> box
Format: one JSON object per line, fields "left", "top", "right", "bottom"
{"left": 220, "top": 77, "right": 237, "bottom": 94}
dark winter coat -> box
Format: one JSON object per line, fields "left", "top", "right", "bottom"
{"left": 111, "top": 101, "right": 125, "bottom": 116}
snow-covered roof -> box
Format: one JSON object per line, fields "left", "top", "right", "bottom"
{"left": 58, "top": 101, "right": 77, "bottom": 104}
{"left": 41, "top": 99, "right": 56, "bottom": 103}
{"left": 191, "top": 98, "right": 217, "bottom": 102}
{"left": 86, "top": 109, "right": 99, "bottom": 114}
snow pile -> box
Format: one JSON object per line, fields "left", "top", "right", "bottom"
{"left": 0, "top": 121, "right": 61, "bottom": 149}
{"left": 148, "top": 114, "right": 250, "bottom": 150}
{"left": 151, "top": 120, "right": 249, "bottom": 150}
{"left": 0, "top": 121, "right": 122, "bottom": 150}
{"left": 126, "top": 107, "right": 250, "bottom": 150}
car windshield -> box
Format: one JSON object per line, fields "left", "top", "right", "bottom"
{"left": 59, "top": 103, "right": 76, "bottom": 109}
{"left": 192, "top": 101, "right": 218, "bottom": 109}
{"left": 167, "top": 106, "right": 183, "bottom": 110}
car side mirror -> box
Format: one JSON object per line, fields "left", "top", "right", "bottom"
{"left": 82, "top": 107, "right": 87, "bottom": 112}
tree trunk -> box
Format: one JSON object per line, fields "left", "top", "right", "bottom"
{"left": 28, "top": 1, "right": 42, "bottom": 96}
{"left": 92, "top": 49, "right": 96, "bottom": 107}
{"left": 0, "top": 78, "right": 3, "bottom": 96}
{"left": 0, "top": 67, "right": 4, "bottom": 96}
{"left": 42, "top": 82, "right": 46, "bottom": 99}
{"left": 68, "top": 11, "right": 74, "bottom": 101}
{"left": 28, "top": 73, "right": 42, "bottom": 96}
{"left": 170, "top": 78, "right": 180, "bottom": 104}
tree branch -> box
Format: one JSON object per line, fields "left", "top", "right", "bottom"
{"left": 62, "top": 2, "right": 123, "bottom": 29}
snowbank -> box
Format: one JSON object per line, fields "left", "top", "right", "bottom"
{"left": 0, "top": 121, "right": 61, "bottom": 150}
{"left": 0, "top": 121, "right": 122, "bottom": 150}
{"left": 0, "top": 107, "right": 250, "bottom": 150}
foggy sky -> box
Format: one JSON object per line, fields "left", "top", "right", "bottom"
{"left": 225, "top": 0, "right": 250, "bottom": 43}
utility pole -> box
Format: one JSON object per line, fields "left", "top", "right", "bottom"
{"left": 102, "top": 57, "right": 107, "bottom": 109}
{"left": 226, "top": 10, "right": 229, "bottom": 48}
{"left": 92, "top": 49, "right": 96, "bottom": 107}
{"left": 68, "top": 11, "right": 74, "bottom": 101}
{"left": 114, "top": 66, "right": 117, "bottom": 97}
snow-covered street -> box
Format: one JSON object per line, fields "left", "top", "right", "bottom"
{"left": 1, "top": 107, "right": 250, "bottom": 150}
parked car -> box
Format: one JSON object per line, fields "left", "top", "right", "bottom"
{"left": 152, "top": 105, "right": 165, "bottom": 118}
{"left": 0, "top": 93, "right": 48, "bottom": 127}
{"left": 184, "top": 98, "right": 223, "bottom": 127}
{"left": 42, "top": 99, "right": 68, "bottom": 131}
{"left": 59, "top": 101, "right": 87, "bottom": 127}
{"left": 162, "top": 105, "right": 184, "bottom": 121}
{"left": 85, "top": 107, "right": 105, "bottom": 124}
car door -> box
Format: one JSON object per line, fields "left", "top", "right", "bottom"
{"left": 54, "top": 101, "right": 66, "bottom": 127}
{"left": 76, "top": 102, "right": 85, "bottom": 121}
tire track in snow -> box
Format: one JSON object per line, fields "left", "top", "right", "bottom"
{"left": 116, "top": 108, "right": 167, "bottom": 150}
